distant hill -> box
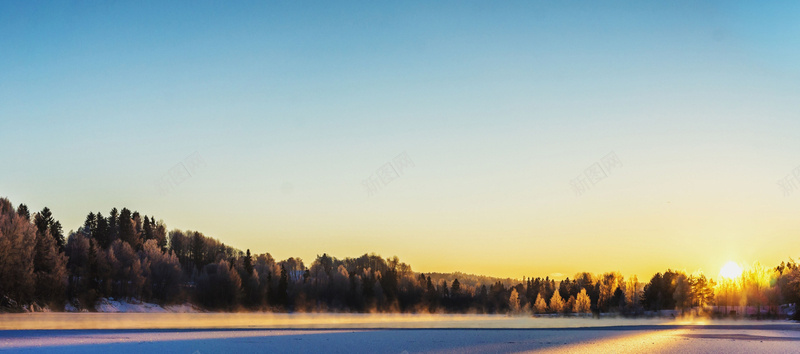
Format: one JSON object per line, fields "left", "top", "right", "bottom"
{"left": 422, "top": 271, "right": 520, "bottom": 290}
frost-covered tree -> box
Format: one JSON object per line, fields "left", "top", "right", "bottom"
{"left": 509, "top": 288, "right": 520, "bottom": 313}
{"left": 0, "top": 198, "right": 36, "bottom": 307}
{"left": 533, "top": 293, "right": 547, "bottom": 313}
{"left": 775, "top": 261, "right": 800, "bottom": 320}
{"left": 108, "top": 239, "right": 145, "bottom": 300}
{"left": 549, "top": 290, "right": 564, "bottom": 313}
{"left": 597, "top": 272, "right": 622, "bottom": 312}
{"left": 141, "top": 239, "right": 182, "bottom": 303}
{"left": 280, "top": 257, "right": 305, "bottom": 284}
{"left": 575, "top": 288, "right": 591, "bottom": 313}
{"left": 624, "top": 275, "right": 641, "bottom": 310}
{"left": 566, "top": 295, "right": 576, "bottom": 314}
{"left": 742, "top": 262, "right": 770, "bottom": 316}
{"left": 153, "top": 219, "right": 167, "bottom": 251}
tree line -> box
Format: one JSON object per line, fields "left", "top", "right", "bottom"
{"left": 1, "top": 197, "right": 799, "bottom": 318}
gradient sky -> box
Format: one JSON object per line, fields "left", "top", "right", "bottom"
{"left": 2, "top": 1, "right": 800, "bottom": 280}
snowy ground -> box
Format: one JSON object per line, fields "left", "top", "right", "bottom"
{"left": 1, "top": 314, "right": 798, "bottom": 353}
{"left": 62, "top": 298, "right": 200, "bottom": 314}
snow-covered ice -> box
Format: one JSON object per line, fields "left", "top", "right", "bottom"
{"left": 0, "top": 314, "right": 798, "bottom": 353}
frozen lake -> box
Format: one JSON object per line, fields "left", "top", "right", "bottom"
{"left": 1, "top": 314, "right": 798, "bottom": 353}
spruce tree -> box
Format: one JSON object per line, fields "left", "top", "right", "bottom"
{"left": 16, "top": 203, "right": 30, "bottom": 220}
{"left": 34, "top": 207, "right": 52, "bottom": 236}
{"left": 94, "top": 212, "right": 109, "bottom": 249}
{"left": 117, "top": 208, "right": 137, "bottom": 249}
{"left": 50, "top": 220, "right": 64, "bottom": 251}
{"left": 32, "top": 207, "right": 67, "bottom": 308}
{"left": 83, "top": 212, "right": 96, "bottom": 237}
{"left": 451, "top": 278, "right": 461, "bottom": 296}
{"left": 143, "top": 216, "right": 153, "bottom": 241}
{"left": 107, "top": 208, "right": 118, "bottom": 244}
{"left": 244, "top": 249, "right": 253, "bottom": 275}
{"left": 278, "top": 265, "right": 288, "bottom": 307}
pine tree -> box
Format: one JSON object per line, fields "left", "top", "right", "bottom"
{"left": 32, "top": 207, "right": 67, "bottom": 308}
{"left": 87, "top": 238, "right": 99, "bottom": 302}
{"left": 117, "top": 208, "right": 138, "bottom": 249}
{"left": 143, "top": 216, "right": 153, "bottom": 241}
{"left": 16, "top": 203, "right": 30, "bottom": 220}
{"left": 33, "top": 207, "right": 52, "bottom": 237}
{"left": 94, "top": 212, "right": 109, "bottom": 248}
{"left": 50, "top": 220, "right": 64, "bottom": 251}
{"left": 107, "top": 208, "right": 119, "bottom": 244}
{"left": 278, "top": 264, "right": 288, "bottom": 307}
{"left": 244, "top": 249, "right": 253, "bottom": 275}
{"left": 439, "top": 279, "right": 449, "bottom": 298}
{"left": 83, "top": 212, "right": 96, "bottom": 237}
{"left": 451, "top": 278, "right": 461, "bottom": 296}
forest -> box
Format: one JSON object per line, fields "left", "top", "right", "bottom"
{"left": 1, "top": 197, "right": 799, "bottom": 319}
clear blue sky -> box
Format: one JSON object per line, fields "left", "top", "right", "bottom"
{"left": 2, "top": 1, "right": 800, "bottom": 279}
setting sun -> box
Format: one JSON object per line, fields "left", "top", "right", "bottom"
{"left": 719, "top": 261, "right": 743, "bottom": 280}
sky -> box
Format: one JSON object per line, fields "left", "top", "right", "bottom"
{"left": 2, "top": 1, "right": 800, "bottom": 280}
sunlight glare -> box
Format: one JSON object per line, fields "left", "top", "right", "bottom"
{"left": 719, "top": 261, "right": 742, "bottom": 280}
